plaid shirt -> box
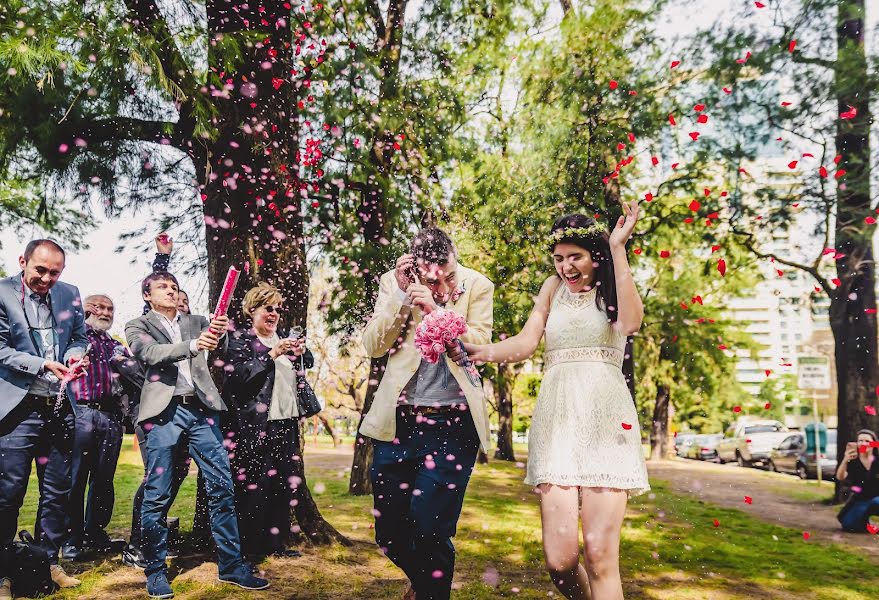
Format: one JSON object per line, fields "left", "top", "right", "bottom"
{"left": 69, "top": 326, "right": 128, "bottom": 405}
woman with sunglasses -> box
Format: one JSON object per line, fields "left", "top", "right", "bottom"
{"left": 222, "top": 283, "right": 313, "bottom": 560}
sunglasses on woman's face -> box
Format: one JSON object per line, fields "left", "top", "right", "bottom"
{"left": 263, "top": 305, "right": 281, "bottom": 314}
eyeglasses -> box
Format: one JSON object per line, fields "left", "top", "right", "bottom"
{"left": 263, "top": 305, "right": 280, "bottom": 314}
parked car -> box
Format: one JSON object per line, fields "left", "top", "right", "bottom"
{"left": 715, "top": 420, "right": 791, "bottom": 467}
{"left": 674, "top": 432, "right": 699, "bottom": 457}
{"left": 768, "top": 429, "right": 837, "bottom": 480}
{"left": 683, "top": 433, "right": 724, "bottom": 461}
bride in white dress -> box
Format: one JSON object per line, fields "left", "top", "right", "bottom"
{"left": 464, "top": 204, "right": 648, "bottom": 600}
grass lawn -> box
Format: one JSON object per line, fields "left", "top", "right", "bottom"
{"left": 15, "top": 436, "right": 879, "bottom": 599}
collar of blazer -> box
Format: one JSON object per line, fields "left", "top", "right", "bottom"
{"left": 146, "top": 310, "right": 192, "bottom": 344}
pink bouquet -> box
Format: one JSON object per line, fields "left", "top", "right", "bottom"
{"left": 414, "top": 309, "right": 468, "bottom": 364}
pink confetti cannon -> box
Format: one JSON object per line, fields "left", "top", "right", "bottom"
{"left": 213, "top": 266, "right": 241, "bottom": 317}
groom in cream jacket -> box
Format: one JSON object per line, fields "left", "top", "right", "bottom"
{"left": 361, "top": 225, "right": 494, "bottom": 600}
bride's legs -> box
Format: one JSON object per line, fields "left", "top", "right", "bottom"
{"left": 580, "top": 487, "right": 627, "bottom": 600}
{"left": 537, "top": 484, "right": 591, "bottom": 600}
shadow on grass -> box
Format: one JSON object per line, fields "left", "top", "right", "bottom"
{"left": 17, "top": 446, "right": 879, "bottom": 599}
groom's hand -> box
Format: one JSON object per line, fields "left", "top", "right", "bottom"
{"left": 395, "top": 254, "right": 416, "bottom": 292}
{"left": 407, "top": 284, "right": 437, "bottom": 314}
{"left": 447, "top": 340, "right": 467, "bottom": 364}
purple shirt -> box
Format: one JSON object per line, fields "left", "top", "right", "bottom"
{"left": 70, "top": 326, "right": 127, "bottom": 405}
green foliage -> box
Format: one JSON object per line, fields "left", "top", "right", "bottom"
{"left": 511, "top": 372, "right": 541, "bottom": 433}
{"left": 757, "top": 373, "right": 800, "bottom": 422}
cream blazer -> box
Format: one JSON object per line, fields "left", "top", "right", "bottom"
{"left": 359, "top": 265, "right": 495, "bottom": 452}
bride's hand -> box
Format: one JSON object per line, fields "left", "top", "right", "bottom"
{"left": 462, "top": 342, "right": 488, "bottom": 365}
{"left": 609, "top": 199, "right": 639, "bottom": 248}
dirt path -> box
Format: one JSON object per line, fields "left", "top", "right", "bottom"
{"left": 647, "top": 458, "right": 879, "bottom": 557}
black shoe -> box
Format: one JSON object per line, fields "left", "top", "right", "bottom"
{"left": 270, "top": 549, "right": 302, "bottom": 558}
{"left": 122, "top": 546, "right": 148, "bottom": 570}
{"left": 90, "top": 538, "right": 127, "bottom": 555}
{"left": 61, "top": 544, "right": 89, "bottom": 561}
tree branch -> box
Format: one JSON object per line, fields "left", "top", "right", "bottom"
{"left": 122, "top": 0, "right": 198, "bottom": 98}
{"left": 63, "top": 117, "right": 183, "bottom": 149}
{"left": 730, "top": 225, "right": 833, "bottom": 295}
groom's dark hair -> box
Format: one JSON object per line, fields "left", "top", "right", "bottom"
{"left": 410, "top": 227, "right": 455, "bottom": 265}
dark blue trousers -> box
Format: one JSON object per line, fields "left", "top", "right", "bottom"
{"left": 231, "top": 418, "right": 299, "bottom": 556}
{"left": 839, "top": 496, "right": 879, "bottom": 532}
{"left": 370, "top": 406, "right": 480, "bottom": 600}
{"left": 140, "top": 401, "right": 243, "bottom": 577}
{"left": 0, "top": 395, "right": 73, "bottom": 565}
{"left": 69, "top": 405, "right": 123, "bottom": 547}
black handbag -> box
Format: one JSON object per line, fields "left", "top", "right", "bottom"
{"left": 295, "top": 353, "right": 322, "bottom": 418}
{"left": 2, "top": 530, "right": 58, "bottom": 597}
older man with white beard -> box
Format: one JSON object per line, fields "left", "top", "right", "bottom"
{"left": 63, "top": 294, "right": 129, "bottom": 559}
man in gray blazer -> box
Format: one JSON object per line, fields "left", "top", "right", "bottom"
{"left": 125, "top": 271, "right": 269, "bottom": 599}
{"left": 0, "top": 239, "right": 89, "bottom": 592}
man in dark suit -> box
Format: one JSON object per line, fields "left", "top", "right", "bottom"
{"left": 0, "top": 239, "right": 89, "bottom": 590}
{"left": 125, "top": 271, "right": 269, "bottom": 599}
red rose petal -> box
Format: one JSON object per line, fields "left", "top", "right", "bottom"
{"left": 621, "top": 423, "right": 633, "bottom": 430}
{"left": 744, "top": 496, "right": 753, "bottom": 504}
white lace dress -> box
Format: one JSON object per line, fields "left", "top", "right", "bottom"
{"left": 524, "top": 284, "right": 650, "bottom": 496}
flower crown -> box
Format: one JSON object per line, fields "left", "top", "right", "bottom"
{"left": 548, "top": 224, "right": 608, "bottom": 246}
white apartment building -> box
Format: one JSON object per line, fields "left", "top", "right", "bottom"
{"left": 724, "top": 158, "right": 836, "bottom": 425}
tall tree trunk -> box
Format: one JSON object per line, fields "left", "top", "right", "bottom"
{"left": 494, "top": 363, "right": 516, "bottom": 461}
{"left": 650, "top": 385, "right": 670, "bottom": 461}
{"left": 832, "top": 0, "right": 876, "bottom": 502}
{"left": 292, "top": 422, "right": 350, "bottom": 546}
{"left": 349, "top": 357, "right": 387, "bottom": 495}
{"left": 199, "top": 0, "right": 343, "bottom": 543}
{"left": 346, "top": 0, "right": 410, "bottom": 495}
{"left": 318, "top": 415, "right": 340, "bottom": 447}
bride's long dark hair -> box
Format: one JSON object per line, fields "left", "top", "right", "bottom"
{"left": 549, "top": 213, "right": 618, "bottom": 323}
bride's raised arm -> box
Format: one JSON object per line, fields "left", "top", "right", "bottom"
{"left": 463, "top": 275, "right": 560, "bottom": 365}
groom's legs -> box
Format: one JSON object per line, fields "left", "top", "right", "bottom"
{"left": 408, "top": 407, "right": 480, "bottom": 600}
{"left": 371, "top": 409, "right": 419, "bottom": 582}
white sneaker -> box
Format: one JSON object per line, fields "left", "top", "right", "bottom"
{"left": 0, "top": 577, "right": 12, "bottom": 600}
{"left": 50, "top": 564, "right": 81, "bottom": 588}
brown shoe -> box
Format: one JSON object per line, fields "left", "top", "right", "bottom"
{"left": 402, "top": 585, "right": 416, "bottom": 600}
{"left": 50, "top": 564, "right": 81, "bottom": 588}
{"left": 0, "top": 577, "right": 12, "bottom": 600}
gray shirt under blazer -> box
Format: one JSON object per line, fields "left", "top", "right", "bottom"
{"left": 125, "top": 311, "right": 228, "bottom": 423}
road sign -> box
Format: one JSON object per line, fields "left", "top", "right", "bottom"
{"left": 798, "top": 356, "right": 831, "bottom": 390}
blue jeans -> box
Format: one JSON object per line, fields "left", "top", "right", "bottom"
{"left": 141, "top": 401, "right": 243, "bottom": 577}
{"left": 0, "top": 396, "right": 73, "bottom": 565}
{"left": 129, "top": 424, "right": 192, "bottom": 550}
{"left": 370, "top": 406, "right": 480, "bottom": 600}
{"left": 839, "top": 496, "right": 879, "bottom": 532}
{"left": 69, "top": 406, "right": 123, "bottom": 547}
